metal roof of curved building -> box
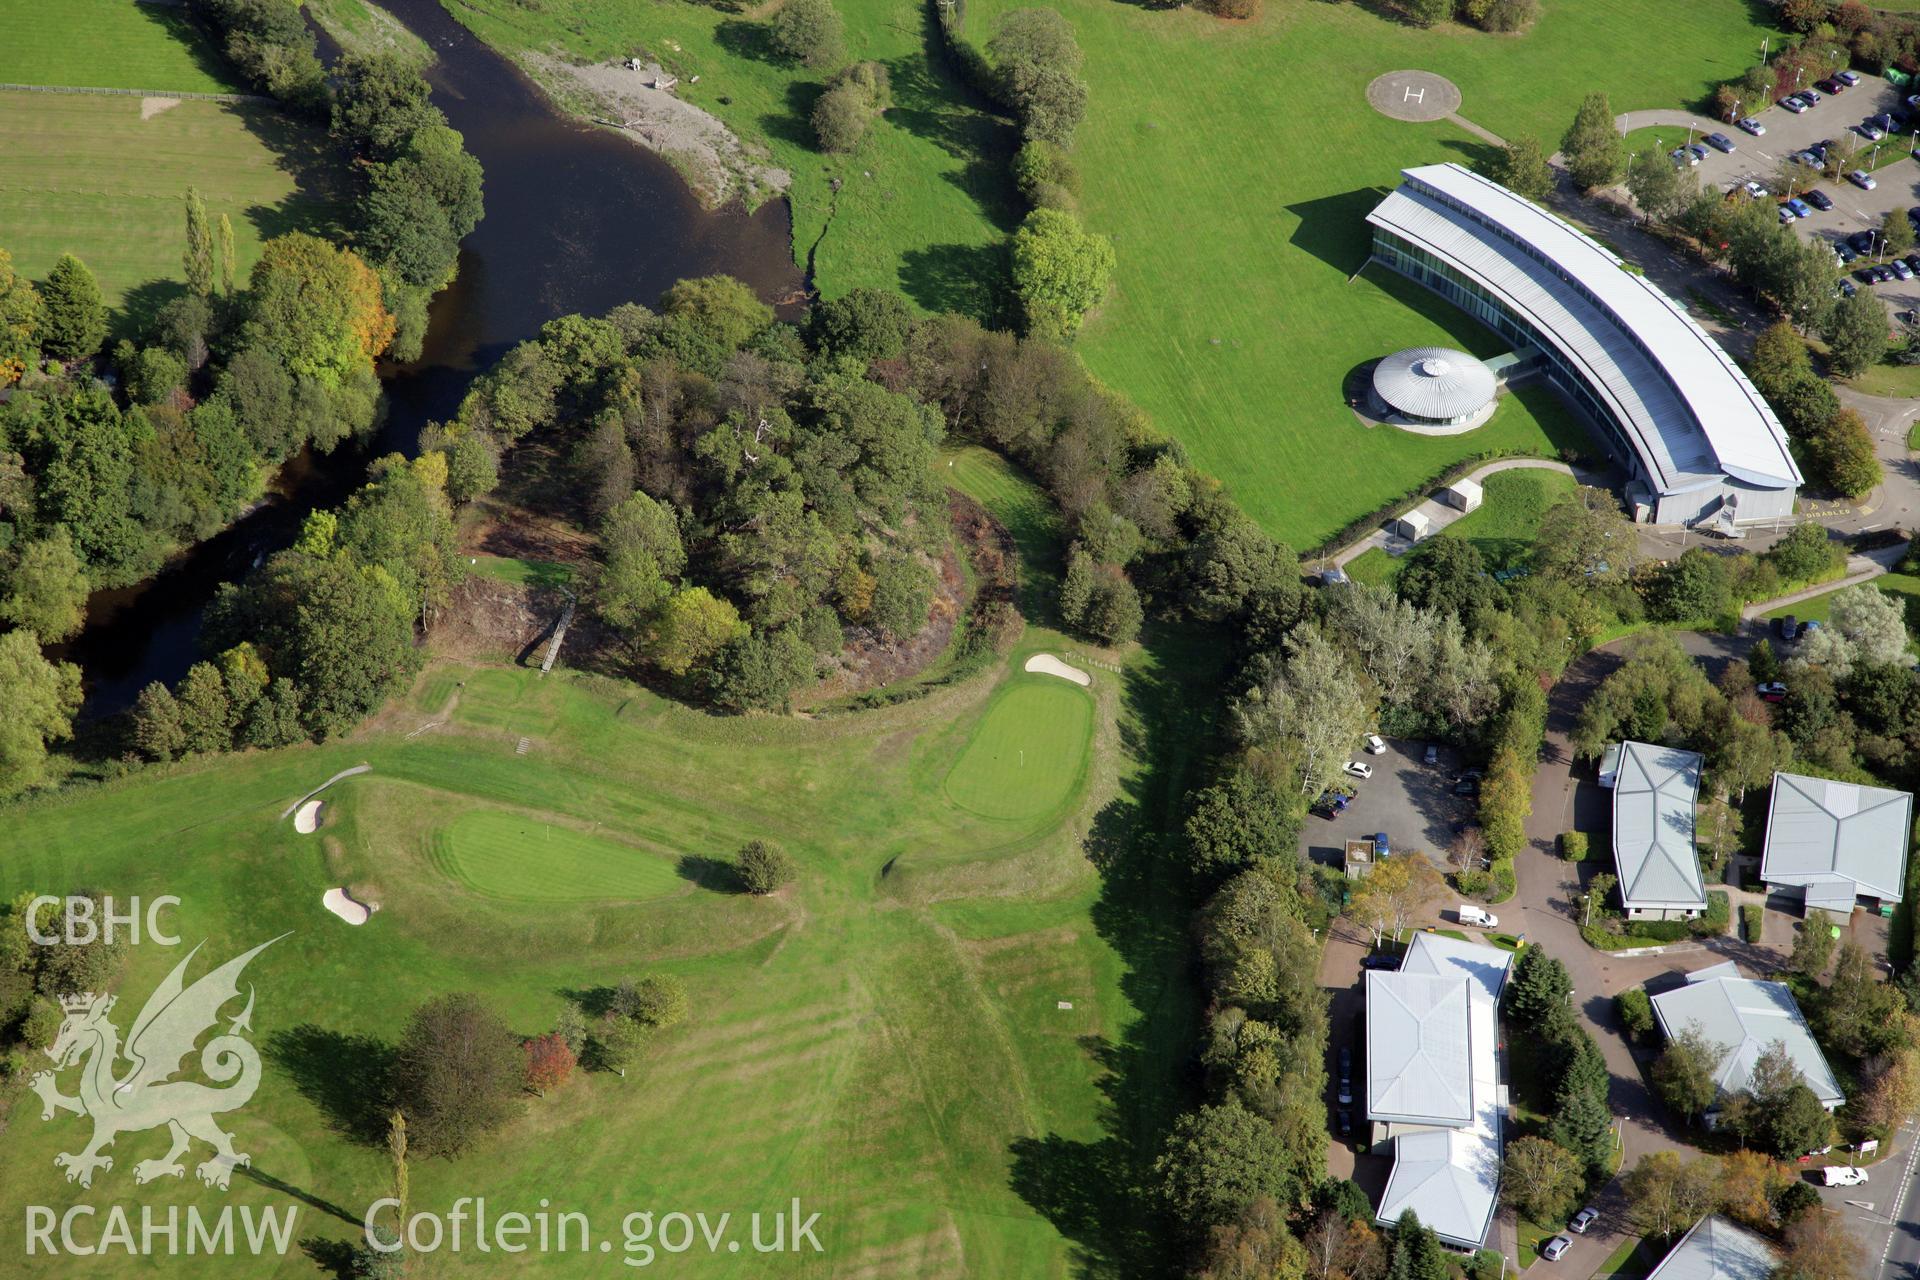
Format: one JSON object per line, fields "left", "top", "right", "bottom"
{"left": 1367, "top": 164, "right": 1801, "bottom": 497}
{"left": 1372, "top": 346, "right": 1497, "bottom": 420}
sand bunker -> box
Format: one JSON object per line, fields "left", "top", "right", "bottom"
{"left": 293, "top": 800, "right": 323, "bottom": 834}
{"left": 140, "top": 96, "right": 181, "bottom": 120}
{"left": 1024, "top": 653, "right": 1092, "bottom": 686}
{"left": 321, "top": 888, "right": 372, "bottom": 926}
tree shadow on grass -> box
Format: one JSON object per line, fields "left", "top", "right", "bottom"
{"left": 899, "top": 240, "right": 1010, "bottom": 323}
{"left": 238, "top": 1165, "right": 362, "bottom": 1226}
{"left": 300, "top": 1237, "right": 360, "bottom": 1278}
{"left": 559, "top": 985, "right": 619, "bottom": 1017}
{"left": 714, "top": 18, "right": 782, "bottom": 67}
{"left": 265, "top": 1025, "right": 396, "bottom": 1147}
{"left": 676, "top": 853, "right": 742, "bottom": 892}
{"left": 762, "top": 80, "right": 825, "bottom": 151}
{"left": 1006, "top": 628, "right": 1220, "bottom": 1277}
{"left": 1439, "top": 137, "right": 1503, "bottom": 173}
{"left": 220, "top": 100, "right": 354, "bottom": 248}
{"left": 116, "top": 278, "right": 188, "bottom": 345}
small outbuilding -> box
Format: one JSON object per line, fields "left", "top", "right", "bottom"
{"left": 1442, "top": 477, "right": 1483, "bottom": 512}
{"left": 1391, "top": 509, "right": 1432, "bottom": 542}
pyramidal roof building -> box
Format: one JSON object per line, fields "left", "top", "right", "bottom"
{"left": 1365, "top": 933, "right": 1512, "bottom": 1249}
{"left": 1648, "top": 961, "right": 1843, "bottom": 1115}
{"left": 1761, "top": 771, "right": 1912, "bottom": 913}
{"left": 1612, "top": 741, "right": 1707, "bottom": 919}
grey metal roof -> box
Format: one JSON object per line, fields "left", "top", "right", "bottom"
{"left": 1366, "top": 971, "right": 1474, "bottom": 1125}
{"left": 1762, "top": 771, "right": 1912, "bottom": 903}
{"left": 1373, "top": 935, "right": 1511, "bottom": 1249}
{"left": 1372, "top": 346, "right": 1497, "bottom": 419}
{"left": 1613, "top": 741, "right": 1707, "bottom": 911}
{"left": 1650, "top": 971, "right": 1844, "bottom": 1107}
{"left": 1367, "top": 164, "right": 1800, "bottom": 497}
{"left": 1647, "top": 1215, "right": 1779, "bottom": 1280}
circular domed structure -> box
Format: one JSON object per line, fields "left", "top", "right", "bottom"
{"left": 1371, "top": 346, "right": 1498, "bottom": 428}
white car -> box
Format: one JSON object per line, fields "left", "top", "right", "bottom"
{"left": 1783, "top": 96, "right": 1809, "bottom": 113}
{"left": 1569, "top": 1207, "right": 1599, "bottom": 1234}
{"left": 1848, "top": 169, "right": 1877, "bottom": 190}
{"left": 1541, "top": 1236, "right": 1573, "bottom": 1262}
{"left": 1363, "top": 733, "right": 1387, "bottom": 755}
{"left": 1821, "top": 1165, "right": 1869, "bottom": 1187}
{"left": 1344, "top": 761, "right": 1374, "bottom": 780}
{"left": 1743, "top": 180, "right": 1769, "bottom": 198}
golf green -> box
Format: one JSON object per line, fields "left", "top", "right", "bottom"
{"left": 429, "top": 808, "right": 685, "bottom": 903}
{"left": 944, "top": 676, "right": 1095, "bottom": 822}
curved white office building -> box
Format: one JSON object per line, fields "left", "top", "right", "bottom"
{"left": 1368, "top": 164, "right": 1801, "bottom": 526}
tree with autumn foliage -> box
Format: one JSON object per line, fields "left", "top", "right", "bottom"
{"left": 242, "top": 232, "right": 394, "bottom": 386}
{"left": 523, "top": 1032, "right": 576, "bottom": 1095}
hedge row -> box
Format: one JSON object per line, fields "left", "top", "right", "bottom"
{"left": 1742, "top": 903, "right": 1764, "bottom": 944}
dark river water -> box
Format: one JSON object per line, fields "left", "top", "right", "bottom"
{"left": 60, "top": 0, "right": 803, "bottom": 715}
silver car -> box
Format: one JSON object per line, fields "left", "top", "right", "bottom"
{"left": 1542, "top": 1236, "right": 1573, "bottom": 1262}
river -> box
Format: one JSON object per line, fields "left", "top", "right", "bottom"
{"left": 61, "top": 0, "right": 803, "bottom": 716}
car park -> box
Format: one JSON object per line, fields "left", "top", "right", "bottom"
{"left": 1541, "top": 1237, "right": 1573, "bottom": 1262}
{"left": 1570, "top": 1208, "right": 1599, "bottom": 1235}
{"left": 1706, "top": 132, "right": 1735, "bottom": 153}
{"left": 1364, "top": 733, "right": 1386, "bottom": 755}
{"left": 1806, "top": 189, "right": 1833, "bottom": 211}
{"left": 1344, "top": 760, "right": 1374, "bottom": 780}
{"left": 1736, "top": 116, "right": 1765, "bottom": 135}
{"left": 1849, "top": 169, "right": 1877, "bottom": 189}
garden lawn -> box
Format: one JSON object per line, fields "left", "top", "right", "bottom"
{"left": 0, "top": 0, "right": 239, "bottom": 93}
{"left": 1339, "top": 466, "right": 1577, "bottom": 586}
{"left": 0, "top": 90, "right": 343, "bottom": 313}
{"left": 944, "top": 0, "right": 1781, "bottom": 548}
{"left": 1, "top": 455, "right": 1208, "bottom": 1278}
{"left": 434, "top": 0, "right": 1017, "bottom": 314}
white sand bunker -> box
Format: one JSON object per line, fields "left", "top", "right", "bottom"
{"left": 140, "top": 96, "right": 180, "bottom": 120}
{"left": 1025, "top": 653, "right": 1092, "bottom": 686}
{"left": 321, "top": 888, "right": 373, "bottom": 926}
{"left": 293, "top": 800, "right": 323, "bottom": 834}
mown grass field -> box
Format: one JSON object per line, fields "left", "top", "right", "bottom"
{"left": 939, "top": 0, "right": 1780, "bottom": 547}
{"left": 0, "top": 452, "right": 1208, "bottom": 1277}
{"left": 0, "top": 0, "right": 239, "bottom": 93}
{"left": 1345, "top": 465, "right": 1578, "bottom": 586}
{"left": 439, "top": 0, "right": 1018, "bottom": 316}
{"left": 943, "top": 676, "right": 1094, "bottom": 821}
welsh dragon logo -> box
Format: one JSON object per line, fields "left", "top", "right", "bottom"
{"left": 29, "top": 936, "right": 284, "bottom": 1191}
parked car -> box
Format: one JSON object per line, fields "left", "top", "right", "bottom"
{"left": 1364, "top": 733, "right": 1387, "bottom": 755}
{"left": 1736, "top": 116, "right": 1765, "bottom": 136}
{"left": 1849, "top": 169, "right": 1878, "bottom": 189}
{"left": 1374, "top": 832, "right": 1390, "bottom": 858}
{"left": 1779, "top": 614, "right": 1801, "bottom": 640}
{"left": 1803, "top": 619, "right": 1822, "bottom": 635}
{"left": 1802, "top": 86, "right": 1823, "bottom": 103}
{"left": 1895, "top": 259, "right": 1914, "bottom": 281}
{"left": 1905, "top": 255, "right": 1920, "bottom": 274}
{"left": 1459, "top": 903, "right": 1499, "bottom": 928}
{"left": 1454, "top": 777, "right": 1480, "bottom": 797}
{"left": 1839, "top": 278, "right": 1858, "bottom": 297}
{"left": 1670, "top": 146, "right": 1697, "bottom": 168}
{"left": 1570, "top": 1208, "right": 1600, "bottom": 1235}
{"left": 1337, "top": 1047, "right": 1353, "bottom": 1105}
{"left": 1786, "top": 197, "right": 1813, "bottom": 218}
{"left": 1821, "top": 1165, "right": 1869, "bottom": 1187}
{"left": 1807, "top": 188, "right": 1834, "bottom": 211}
{"left": 1779, "top": 207, "right": 1797, "bottom": 225}
{"left": 1817, "top": 77, "right": 1844, "bottom": 95}
{"left": 1541, "top": 1237, "right": 1573, "bottom": 1262}
{"left": 1360, "top": 951, "right": 1400, "bottom": 971}
{"left": 1423, "top": 743, "right": 1439, "bottom": 765}
{"left": 1687, "top": 142, "right": 1710, "bottom": 163}
{"left": 1743, "top": 179, "right": 1769, "bottom": 198}
{"left": 1335, "top": 1108, "right": 1352, "bottom": 1139}
{"left": 1850, "top": 229, "right": 1878, "bottom": 253}
{"left": 1860, "top": 121, "right": 1886, "bottom": 141}
{"left": 1838, "top": 69, "right": 1861, "bottom": 85}
{"left": 1706, "top": 132, "right": 1736, "bottom": 153}
{"left": 1758, "top": 681, "right": 1788, "bottom": 702}
{"left": 1344, "top": 760, "right": 1374, "bottom": 780}
{"left": 1836, "top": 241, "right": 1857, "bottom": 263}
{"left": 1876, "top": 264, "right": 1896, "bottom": 283}
{"left": 1782, "top": 95, "right": 1809, "bottom": 113}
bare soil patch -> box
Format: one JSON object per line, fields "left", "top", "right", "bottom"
{"left": 139, "top": 96, "right": 180, "bottom": 119}
{"left": 521, "top": 53, "right": 790, "bottom": 209}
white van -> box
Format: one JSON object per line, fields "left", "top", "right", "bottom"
{"left": 1821, "top": 1165, "right": 1868, "bottom": 1187}
{"left": 1459, "top": 904, "right": 1499, "bottom": 928}
{"left": 1598, "top": 742, "right": 1622, "bottom": 789}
